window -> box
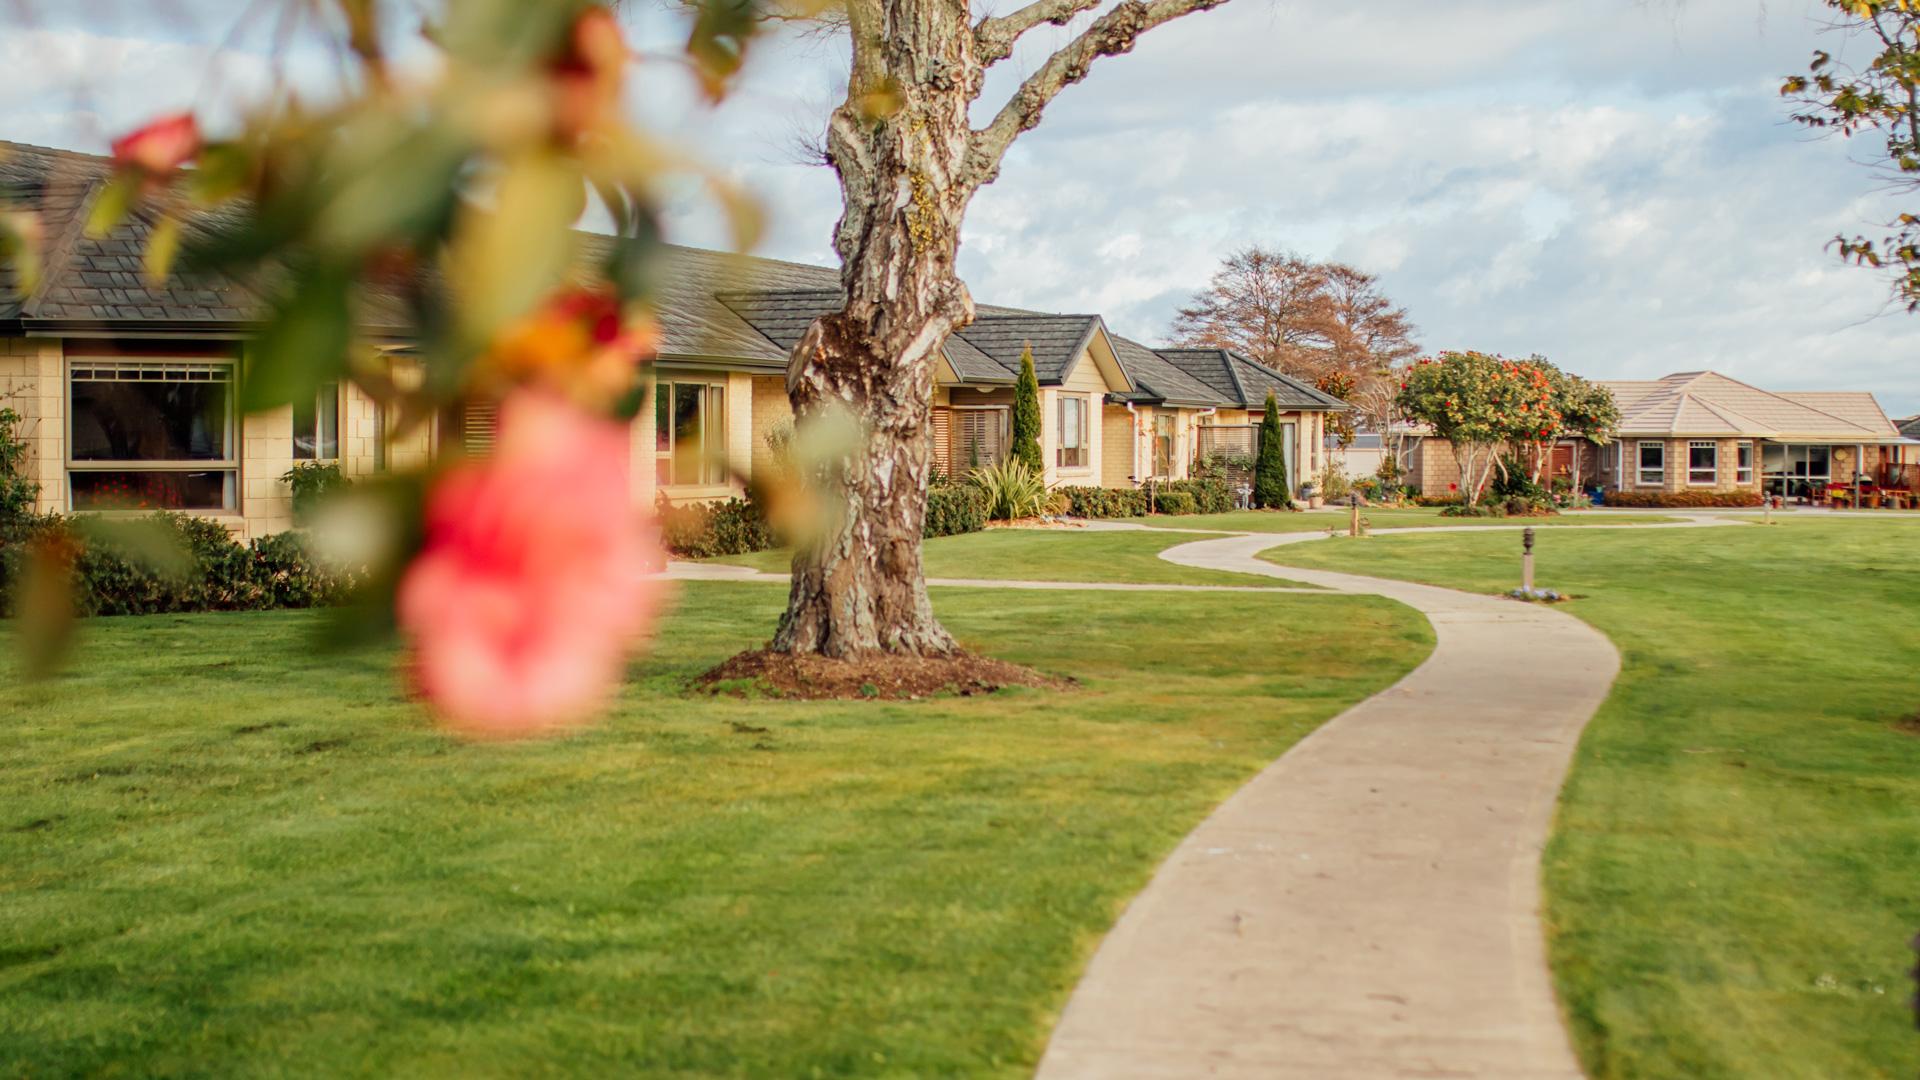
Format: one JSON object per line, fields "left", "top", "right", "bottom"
{"left": 952, "top": 408, "right": 1006, "bottom": 469}
{"left": 1687, "top": 441, "right": 1717, "bottom": 485}
{"left": 1636, "top": 441, "right": 1665, "bottom": 486}
{"left": 1153, "top": 413, "right": 1175, "bottom": 477}
{"left": 1735, "top": 442, "right": 1753, "bottom": 485}
{"left": 1056, "top": 395, "right": 1088, "bottom": 468}
{"left": 654, "top": 378, "right": 727, "bottom": 486}
{"left": 1761, "top": 444, "right": 1832, "bottom": 498}
{"left": 293, "top": 382, "right": 340, "bottom": 460}
{"left": 68, "top": 359, "right": 236, "bottom": 511}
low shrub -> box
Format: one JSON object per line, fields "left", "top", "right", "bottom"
{"left": 282, "top": 461, "right": 349, "bottom": 520}
{"left": 1438, "top": 503, "right": 1500, "bottom": 518}
{"left": 924, "top": 483, "right": 987, "bottom": 537}
{"left": 1058, "top": 485, "right": 1149, "bottom": 519}
{"left": 0, "top": 512, "right": 356, "bottom": 617}
{"left": 1153, "top": 490, "right": 1199, "bottom": 515}
{"left": 1412, "top": 493, "right": 1463, "bottom": 507}
{"left": 658, "top": 495, "right": 777, "bottom": 558}
{"left": 1599, "top": 490, "right": 1764, "bottom": 508}
{"left": 1157, "top": 476, "right": 1233, "bottom": 514}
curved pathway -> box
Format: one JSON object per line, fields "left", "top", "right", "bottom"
{"left": 1036, "top": 519, "right": 1737, "bottom": 1079}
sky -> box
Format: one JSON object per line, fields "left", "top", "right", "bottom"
{"left": 3, "top": 0, "right": 1916, "bottom": 415}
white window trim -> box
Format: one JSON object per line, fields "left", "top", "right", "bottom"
{"left": 655, "top": 376, "right": 728, "bottom": 489}
{"left": 66, "top": 357, "right": 240, "bottom": 512}
{"left": 1056, "top": 394, "right": 1090, "bottom": 470}
{"left": 1735, "top": 441, "right": 1754, "bottom": 485}
{"left": 1687, "top": 440, "right": 1718, "bottom": 486}
{"left": 293, "top": 381, "right": 343, "bottom": 462}
{"left": 1636, "top": 440, "right": 1666, "bottom": 487}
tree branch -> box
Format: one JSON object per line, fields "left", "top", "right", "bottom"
{"left": 972, "top": 0, "right": 1104, "bottom": 68}
{"left": 961, "top": 0, "right": 1229, "bottom": 190}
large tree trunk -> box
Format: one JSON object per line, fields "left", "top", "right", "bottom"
{"left": 770, "top": 0, "right": 977, "bottom": 658}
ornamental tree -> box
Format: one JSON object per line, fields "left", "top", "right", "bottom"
{"left": 1252, "top": 391, "right": 1292, "bottom": 508}
{"left": 1011, "top": 344, "right": 1044, "bottom": 475}
{"left": 1395, "top": 352, "right": 1558, "bottom": 506}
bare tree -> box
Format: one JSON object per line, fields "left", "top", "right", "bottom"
{"left": 1167, "top": 246, "right": 1332, "bottom": 373}
{"left": 1319, "top": 263, "right": 1419, "bottom": 377}
{"left": 773, "top": 0, "right": 1232, "bottom": 661}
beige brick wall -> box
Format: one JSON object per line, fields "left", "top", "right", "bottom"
{"left": 0, "top": 337, "right": 65, "bottom": 514}
{"left": 749, "top": 375, "right": 792, "bottom": 482}
{"left": 1100, "top": 403, "right": 1136, "bottom": 487}
{"left": 240, "top": 405, "right": 295, "bottom": 538}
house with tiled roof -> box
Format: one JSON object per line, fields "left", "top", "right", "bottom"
{"left": 1589, "top": 371, "right": 1912, "bottom": 499}
{"left": 1400, "top": 370, "right": 1915, "bottom": 501}
{"left": 0, "top": 138, "right": 1346, "bottom": 537}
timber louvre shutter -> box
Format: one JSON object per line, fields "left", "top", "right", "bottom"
{"left": 462, "top": 399, "right": 499, "bottom": 456}
{"left": 932, "top": 406, "right": 952, "bottom": 475}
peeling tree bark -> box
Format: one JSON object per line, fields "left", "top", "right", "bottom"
{"left": 771, "top": 0, "right": 1231, "bottom": 658}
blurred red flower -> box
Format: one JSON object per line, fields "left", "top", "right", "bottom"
{"left": 111, "top": 114, "right": 200, "bottom": 175}
{"left": 398, "top": 390, "right": 664, "bottom": 737}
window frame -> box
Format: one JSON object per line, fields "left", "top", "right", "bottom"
{"left": 292, "top": 381, "right": 342, "bottom": 462}
{"left": 1687, "top": 440, "right": 1718, "bottom": 486}
{"left": 65, "top": 357, "right": 239, "bottom": 513}
{"left": 1056, "top": 394, "right": 1089, "bottom": 469}
{"left": 1636, "top": 441, "right": 1666, "bottom": 487}
{"left": 1735, "top": 441, "right": 1753, "bottom": 485}
{"left": 654, "top": 376, "right": 729, "bottom": 488}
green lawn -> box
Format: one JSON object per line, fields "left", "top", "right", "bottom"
{"left": 710, "top": 527, "right": 1311, "bottom": 586}
{"left": 1127, "top": 506, "right": 1681, "bottom": 532}
{"left": 0, "top": 582, "right": 1426, "bottom": 1077}
{"left": 1263, "top": 521, "right": 1920, "bottom": 1078}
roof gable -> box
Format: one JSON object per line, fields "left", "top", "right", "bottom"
{"left": 1600, "top": 370, "right": 1899, "bottom": 440}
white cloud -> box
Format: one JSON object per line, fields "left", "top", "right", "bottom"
{"left": 5, "top": 0, "right": 1917, "bottom": 414}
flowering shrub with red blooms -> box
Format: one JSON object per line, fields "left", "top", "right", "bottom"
{"left": 398, "top": 391, "right": 665, "bottom": 738}
{"left": 481, "top": 286, "right": 660, "bottom": 405}
{"left": 1397, "top": 351, "right": 1559, "bottom": 505}
{"left": 109, "top": 113, "right": 200, "bottom": 176}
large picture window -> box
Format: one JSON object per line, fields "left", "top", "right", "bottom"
{"left": 655, "top": 378, "right": 727, "bottom": 486}
{"left": 293, "top": 382, "right": 340, "bottom": 460}
{"left": 68, "top": 360, "right": 236, "bottom": 511}
{"left": 1056, "top": 395, "right": 1088, "bottom": 468}
{"left": 952, "top": 408, "right": 1006, "bottom": 470}
{"left": 1687, "top": 440, "right": 1717, "bottom": 486}
{"left": 1636, "top": 441, "right": 1665, "bottom": 486}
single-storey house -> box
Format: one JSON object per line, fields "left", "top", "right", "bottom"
{"left": 1405, "top": 370, "right": 1913, "bottom": 499}
{"left": 0, "top": 139, "right": 1346, "bottom": 537}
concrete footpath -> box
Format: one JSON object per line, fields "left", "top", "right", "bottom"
{"left": 1034, "top": 528, "right": 1628, "bottom": 1079}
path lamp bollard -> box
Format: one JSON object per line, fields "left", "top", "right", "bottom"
{"left": 1522, "top": 526, "right": 1536, "bottom": 593}
{"left": 1348, "top": 492, "right": 1362, "bottom": 537}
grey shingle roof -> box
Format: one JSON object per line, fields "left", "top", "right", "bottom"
{"left": 1107, "top": 335, "right": 1224, "bottom": 407}
{"left": 953, "top": 314, "right": 1100, "bottom": 383}
{"left": 717, "top": 287, "right": 1008, "bottom": 381}
{"left": 1155, "top": 348, "right": 1348, "bottom": 411}
{"left": 1902, "top": 415, "right": 1920, "bottom": 440}
{"left": 2, "top": 139, "right": 261, "bottom": 326}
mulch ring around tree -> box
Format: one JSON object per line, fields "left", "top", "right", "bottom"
{"left": 694, "top": 648, "right": 1072, "bottom": 701}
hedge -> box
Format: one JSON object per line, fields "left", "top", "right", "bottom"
{"left": 1058, "top": 485, "right": 1149, "bottom": 519}
{"left": 0, "top": 512, "right": 356, "bottom": 618}
{"left": 657, "top": 496, "right": 777, "bottom": 558}
{"left": 925, "top": 483, "right": 988, "bottom": 537}
{"left": 1600, "top": 490, "right": 1764, "bottom": 508}
{"left": 1153, "top": 490, "right": 1199, "bottom": 516}
{"left": 1156, "top": 476, "right": 1234, "bottom": 515}
{"left": 659, "top": 483, "right": 988, "bottom": 558}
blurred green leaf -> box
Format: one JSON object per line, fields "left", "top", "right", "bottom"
{"left": 449, "top": 150, "right": 585, "bottom": 346}
{"left": 143, "top": 214, "right": 181, "bottom": 285}
{"left": 244, "top": 265, "right": 352, "bottom": 412}
{"left": 84, "top": 173, "right": 139, "bottom": 238}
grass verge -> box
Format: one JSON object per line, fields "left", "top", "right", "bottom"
{"left": 709, "top": 527, "right": 1313, "bottom": 587}
{"left": 0, "top": 581, "right": 1424, "bottom": 1077}
{"left": 1263, "top": 520, "right": 1920, "bottom": 1078}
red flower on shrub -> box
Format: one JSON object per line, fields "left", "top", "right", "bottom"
{"left": 111, "top": 113, "right": 200, "bottom": 176}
